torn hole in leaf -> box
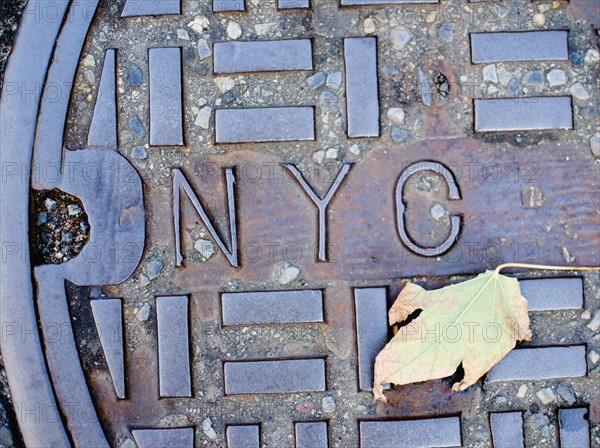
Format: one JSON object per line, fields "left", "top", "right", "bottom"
{"left": 392, "top": 308, "right": 422, "bottom": 336}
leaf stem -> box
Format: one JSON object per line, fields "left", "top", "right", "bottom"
{"left": 494, "top": 263, "right": 600, "bottom": 275}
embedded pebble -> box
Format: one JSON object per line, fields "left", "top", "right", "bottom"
{"left": 546, "top": 68, "right": 567, "bottom": 87}
{"left": 136, "top": 303, "right": 151, "bottom": 322}
{"left": 386, "top": 107, "right": 405, "bottom": 125}
{"left": 482, "top": 65, "right": 498, "bottom": 83}
{"left": 313, "top": 150, "right": 325, "bottom": 164}
{"left": 326, "top": 148, "right": 339, "bottom": 159}
{"left": 589, "top": 133, "right": 600, "bottom": 157}
{"left": 417, "top": 68, "right": 432, "bottom": 106}
{"left": 131, "top": 146, "right": 148, "bottom": 160}
{"left": 326, "top": 71, "right": 342, "bottom": 90}
{"left": 589, "top": 350, "right": 599, "bottom": 365}
{"left": 146, "top": 259, "right": 163, "bottom": 280}
{"left": 195, "top": 106, "right": 212, "bottom": 129}
{"left": 194, "top": 238, "right": 215, "bottom": 259}
{"left": 82, "top": 54, "right": 95, "bottom": 67}
{"left": 556, "top": 384, "right": 576, "bottom": 405}
{"left": 536, "top": 387, "right": 556, "bottom": 405}
{"left": 587, "top": 311, "right": 600, "bottom": 332}
{"left": 279, "top": 265, "right": 300, "bottom": 285}
{"left": 391, "top": 126, "right": 410, "bottom": 142}
{"left": 363, "top": 18, "right": 376, "bottom": 34}
{"left": 214, "top": 77, "right": 235, "bottom": 93}
{"left": 437, "top": 22, "right": 454, "bottom": 42}
{"left": 197, "top": 39, "right": 212, "bottom": 60}
{"left": 307, "top": 72, "right": 326, "bottom": 90}
{"left": 227, "top": 21, "right": 242, "bottom": 39}
{"left": 348, "top": 144, "right": 360, "bottom": 155}
{"left": 570, "top": 83, "right": 589, "bottom": 100}
{"left": 177, "top": 29, "right": 189, "bottom": 40}
{"left": 392, "top": 26, "right": 411, "bottom": 49}
{"left": 517, "top": 384, "right": 528, "bottom": 398}
{"left": 67, "top": 204, "right": 81, "bottom": 216}
{"left": 430, "top": 203, "right": 446, "bottom": 220}
{"left": 322, "top": 396, "right": 336, "bottom": 413}
{"left": 202, "top": 418, "right": 218, "bottom": 440}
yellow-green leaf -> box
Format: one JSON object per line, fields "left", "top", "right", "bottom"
{"left": 373, "top": 270, "right": 532, "bottom": 402}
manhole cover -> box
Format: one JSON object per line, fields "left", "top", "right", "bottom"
{"left": 1, "top": 0, "right": 599, "bottom": 447}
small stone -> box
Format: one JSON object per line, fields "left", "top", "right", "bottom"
{"left": 139, "top": 273, "right": 150, "bottom": 287}
{"left": 125, "top": 64, "right": 143, "bottom": 87}
{"left": 322, "top": 396, "right": 336, "bottom": 413}
{"left": 307, "top": 72, "right": 326, "bottom": 90}
{"left": 188, "top": 15, "right": 209, "bottom": 34}
{"left": 570, "top": 51, "right": 583, "bottom": 66}
{"left": 581, "top": 309, "right": 591, "bottom": 320}
{"left": 348, "top": 143, "right": 360, "bottom": 155}
{"left": 195, "top": 106, "right": 212, "bottom": 129}
{"left": 146, "top": 259, "right": 163, "bottom": 280}
{"left": 37, "top": 211, "right": 47, "bottom": 225}
{"left": 532, "top": 13, "right": 545, "bottom": 26}
{"left": 386, "top": 107, "right": 405, "bottom": 125}
{"left": 202, "top": 418, "right": 218, "bottom": 440}
{"left": 120, "top": 439, "right": 136, "bottom": 448}
{"left": 214, "top": 77, "right": 235, "bottom": 93}
{"left": 517, "top": 384, "right": 528, "bottom": 398}
{"left": 570, "top": 83, "right": 589, "bottom": 100}
{"left": 326, "top": 71, "right": 342, "bottom": 90}
{"left": 589, "top": 350, "right": 600, "bottom": 365}
{"left": 194, "top": 238, "right": 215, "bottom": 259}
{"left": 430, "top": 203, "right": 446, "bottom": 220}
{"left": 392, "top": 26, "right": 412, "bottom": 49}
{"left": 177, "top": 29, "right": 190, "bottom": 40}
{"left": 85, "top": 69, "right": 95, "bottom": 85}
{"left": 131, "top": 146, "right": 148, "bottom": 160}
{"left": 363, "top": 18, "right": 376, "bottom": 34}
{"left": 313, "top": 150, "right": 325, "bottom": 164}
{"left": 326, "top": 148, "right": 339, "bottom": 159}
{"left": 44, "top": 198, "right": 56, "bottom": 210}
{"left": 417, "top": 68, "right": 432, "bottom": 106}
{"left": 89, "top": 287, "right": 102, "bottom": 298}
{"left": 556, "top": 384, "right": 576, "bottom": 405}
{"left": 589, "top": 133, "right": 600, "bottom": 157}
{"left": 493, "top": 396, "right": 507, "bottom": 405}
{"left": 129, "top": 115, "right": 146, "bottom": 138}
{"left": 197, "top": 39, "right": 212, "bottom": 60}
{"left": 61, "top": 231, "right": 73, "bottom": 243}
{"left": 523, "top": 71, "right": 544, "bottom": 91}
{"left": 279, "top": 265, "right": 300, "bottom": 285}
{"left": 425, "top": 11, "right": 436, "bottom": 23}
{"left": 320, "top": 91, "right": 338, "bottom": 107}
{"left": 82, "top": 54, "right": 96, "bottom": 67}
{"left": 136, "top": 303, "right": 151, "bottom": 322}
{"left": 584, "top": 48, "right": 599, "bottom": 64}
{"left": 536, "top": 387, "right": 556, "bottom": 405}
{"left": 497, "top": 66, "right": 512, "bottom": 86}
{"left": 507, "top": 78, "right": 521, "bottom": 95}
{"left": 227, "top": 21, "right": 242, "bottom": 40}
{"left": 437, "top": 22, "right": 454, "bottom": 42}
{"left": 586, "top": 311, "right": 600, "bottom": 332}
{"left": 482, "top": 64, "right": 498, "bottom": 83}
{"left": 391, "top": 126, "right": 410, "bottom": 142}
{"left": 255, "top": 23, "right": 272, "bottom": 36}
{"left": 67, "top": 204, "right": 81, "bottom": 216}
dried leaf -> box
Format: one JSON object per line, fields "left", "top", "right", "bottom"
{"left": 373, "top": 270, "right": 532, "bottom": 402}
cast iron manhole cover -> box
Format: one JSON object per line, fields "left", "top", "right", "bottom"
{"left": 1, "top": 0, "right": 599, "bottom": 447}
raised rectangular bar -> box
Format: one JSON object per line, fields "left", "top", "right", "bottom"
{"left": 278, "top": 0, "right": 310, "bottom": 8}
{"left": 470, "top": 31, "right": 568, "bottom": 63}
{"left": 156, "top": 296, "right": 191, "bottom": 397}
{"left": 213, "top": 0, "right": 245, "bottom": 12}
{"left": 474, "top": 97, "right": 573, "bottom": 132}
{"left": 214, "top": 40, "right": 313, "bottom": 73}
{"left": 149, "top": 47, "right": 184, "bottom": 146}
{"left": 559, "top": 408, "right": 590, "bottom": 448}
{"left": 227, "top": 425, "right": 259, "bottom": 448}
{"left": 224, "top": 359, "right": 326, "bottom": 394}
{"left": 354, "top": 288, "right": 388, "bottom": 391}
{"left": 344, "top": 37, "right": 380, "bottom": 137}
{"left": 295, "top": 421, "right": 328, "bottom": 448}
{"left": 490, "top": 412, "right": 524, "bottom": 448}
{"left": 342, "top": 0, "right": 436, "bottom": 4}
{"left": 121, "top": 0, "right": 181, "bottom": 17}
{"left": 359, "top": 417, "right": 461, "bottom": 447}
{"left": 486, "top": 346, "right": 587, "bottom": 383}
{"left": 520, "top": 278, "right": 583, "bottom": 311}
{"left": 221, "top": 290, "right": 323, "bottom": 325}
{"left": 215, "top": 107, "right": 315, "bottom": 143}
{"left": 132, "top": 428, "right": 194, "bottom": 448}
